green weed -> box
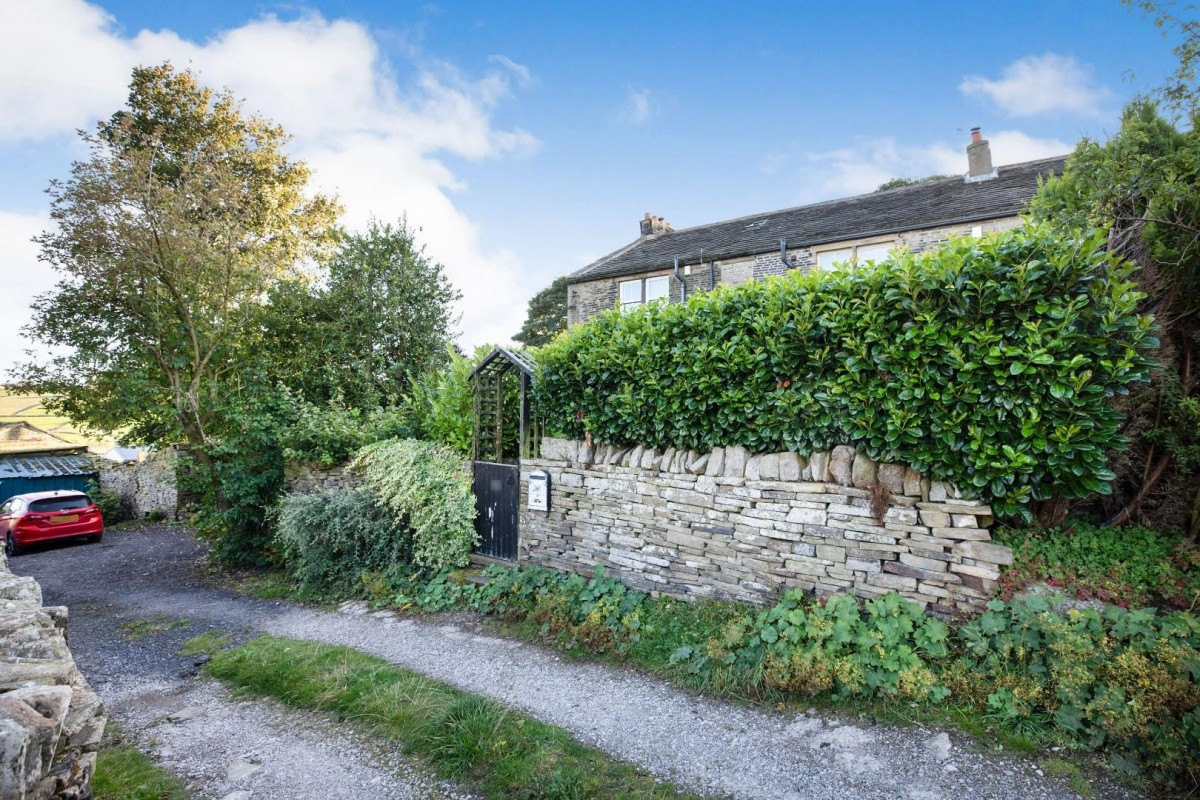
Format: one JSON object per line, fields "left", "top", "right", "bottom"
{"left": 179, "top": 630, "right": 232, "bottom": 656}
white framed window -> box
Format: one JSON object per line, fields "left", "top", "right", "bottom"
{"left": 645, "top": 275, "right": 669, "bottom": 303}
{"left": 619, "top": 275, "right": 671, "bottom": 309}
{"left": 814, "top": 240, "right": 895, "bottom": 271}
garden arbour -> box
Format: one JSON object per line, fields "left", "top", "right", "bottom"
{"left": 534, "top": 223, "right": 1156, "bottom": 518}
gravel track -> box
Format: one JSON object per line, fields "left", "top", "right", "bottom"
{"left": 12, "top": 525, "right": 1136, "bottom": 800}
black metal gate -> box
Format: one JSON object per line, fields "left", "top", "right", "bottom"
{"left": 473, "top": 461, "right": 518, "bottom": 560}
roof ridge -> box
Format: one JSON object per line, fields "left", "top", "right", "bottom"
{"left": 658, "top": 155, "right": 1067, "bottom": 237}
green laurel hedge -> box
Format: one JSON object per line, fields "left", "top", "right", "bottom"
{"left": 534, "top": 225, "right": 1155, "bottom": 517}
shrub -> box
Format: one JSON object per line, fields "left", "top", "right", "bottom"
{"left": 401, "top": 344, "right": 476, "bottom": 458}
{"left": 86, "top": 480, "right": 127, "bottom": 524}
{"left": 951, "top": 597, "right": 1200, "bottom": 781}
{"left": 534, "top": 224, "right": 1155, "bottom": 518}
{"left": 273, "top": 488, "right": 413, "bottom": 593}
{"left": 995, "top": 522, "right": 1200, "bottom": 610}
{"left": 352, "top": 438, "right": 477, "bottom": 572}
{"left": 281, "top": 393, "right": 412, "bottom": 468}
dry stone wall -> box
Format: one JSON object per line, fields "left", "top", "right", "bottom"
{"left": 96, "top": 448, "right": 178, "bottom": 520}
{"left": 520, "top": 438, "right": 1013, "bottom": 616}
{"left": 0, "top": 552, "right": 106, "bottom": 800}
{"left": 284, "top": 463, "right": 362, "bottom": 495}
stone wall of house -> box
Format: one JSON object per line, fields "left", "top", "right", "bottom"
{"left": 566, "top": 216, "right": 1024, "bottom": 325}
{"left": 519, "top": 438, "right": 1012, "bottom": 616}
{"left": 96, "top": 448, "right": 178, "bottom": 520}
{"left": 0, "top": 551, "right": 106, "bottom": 799}
{"left": 285, "top": 463, "right": 362, "bottom": 495}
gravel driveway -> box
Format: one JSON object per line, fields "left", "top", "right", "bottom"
{"left": 12, "top": 525, "right": 1136, "bottom": 800}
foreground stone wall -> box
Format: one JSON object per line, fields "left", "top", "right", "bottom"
{"left": 285, "top": 463, "right": 362, "bottom": 495}
{"left": 520, "top": 438, "right": 1013, "bottom": 616}
{"left": 0, "top": 552, "right": 106, "bottom": 799}
{"left": 96, "top": 448, "right": 178, "bottom": 520}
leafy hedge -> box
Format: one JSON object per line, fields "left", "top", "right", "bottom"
{"left": 273, "top": 488, "right": 413, "bottom": 593}
{"left": 352, "top": 438, "right": 477, "bottom": 571}
{"left": 535, "top": 225, "right": 1155, "bottom": 516}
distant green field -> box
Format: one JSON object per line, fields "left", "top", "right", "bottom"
{"left": 0, "top": 390, "right": 113, "bottom": 448}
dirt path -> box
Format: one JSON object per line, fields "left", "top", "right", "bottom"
{"left": 13, "top": 525, "right": 1134, "bottom": 800}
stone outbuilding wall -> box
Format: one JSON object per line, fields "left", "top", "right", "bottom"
{"left": 519, "top": 438, "right": 1013, "bottom": 616}
{"left": 0, "top": 551, "right": 106, "bottom": 799}
{"left": 96, "top": 448, "right": 178, "bottom": 520}
{"left": 284, "top": 463, "right": 362, "bottom": 496}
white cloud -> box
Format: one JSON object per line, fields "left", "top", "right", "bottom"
{"left": 0, "top": 0, "right": 541, "bottom": 368}
{"left": 488, "top": 54, "right": 532, "bottom": 87}
{"left": 800, "top": 130, "right": 1071, "bottom": 202}
{"left": 960, "top": 53, "right": 1110, "bottom": 117}
{"left": 0, "top": 211, "right": 54, "bottom": 375}
{"left": 616, "top": 87, "right": 658, "bottom": 125}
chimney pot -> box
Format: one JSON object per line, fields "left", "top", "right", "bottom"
{"left": 639, "top": 213, "right": 674, "bottom": 237}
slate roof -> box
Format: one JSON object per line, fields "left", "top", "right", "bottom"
{"left": 0, "top": 453, "right": 97, "bottom": 479}
{"left": 570, "top": 156, "right": 1066, "bottom": 285}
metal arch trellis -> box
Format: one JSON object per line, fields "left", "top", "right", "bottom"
{"left": 468, "top": 347, "right": 541, "bottom": 464}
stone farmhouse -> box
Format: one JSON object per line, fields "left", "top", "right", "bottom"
{"left": 567, "top": 130, "right": 1066, "bottom": 325}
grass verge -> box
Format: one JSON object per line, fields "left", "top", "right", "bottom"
{"left": 207, "top": 635, "right": 701, "bottom": 800}
{"left": 92, "top": 726, "right": 188, "bottom": 800}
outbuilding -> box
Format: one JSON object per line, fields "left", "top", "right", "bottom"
{"left": 0, "top": 422, "right": 98, "bottom": 504}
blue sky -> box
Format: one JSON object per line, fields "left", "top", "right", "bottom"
{"left": 0, "top": 0, "right": 1183, "bottom": 370}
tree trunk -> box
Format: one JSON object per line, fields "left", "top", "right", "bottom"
{"left": 1036, "top": 495, "right": 1071, "bottom": 528}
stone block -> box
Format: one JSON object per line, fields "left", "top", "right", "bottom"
{"left": 877, "top": 463, "right": 905, "bottom": 495}
{"left": 816, "top": 543, "right": 846, "bottom": 562}
{"left": 899, "top": 552, "right": 950, "bottom": 571}
{"left": 688, "top": 453, "right": 709, "bottom": 474}
{"left": 626, "top": 445, "right": 644, "bottom": 467}
{"left": 928, "top": 481, "right": 951, "bottom": 502}
{"left": 777, "top": 452, "right": 802, "bottom": 481}
{"left": 884, "top": 562, "right": 957, "bottom": 583}
{"left": 809, "top": 451, "right": 831, "bottom": 482}
{"left": 759, "top": 453, "right": 780, "bottom": 480}
{"left": 785, "top": 506, "right": 827, "bottom": 525}
{"left": 902, "top": 467, "right": 923, "bottom": 497}
{"left": 846, "top": 557, "right": 882, "bottom": 573}
{"left": 724, "top": 446, "right": 748, "bottom": 478}
{"left": 744, "top": 455, "right": 762, "bottom": 481}
{"left": 952, "top": 541, "right": 1014, "bottom": 566}
{"left": 539, "top": 437, "right": 574, "bottom": 461}
{"left": 640, "top": 448, "right": 658, "bottom": 469}
{"left": 791, "top": 542, "right": 816, "bottom": 557}
{"left": 851, "top": 453, "right": 879, "bottom": 488}
{"left": 950, "top": 562, "right": 1001, "bottom": 581}
{"left": 930, "top": 526, "right": 991, "bottom": 541}
{"left": 951, "top": 514, "right": 978, "bottom": 528}
{"left": 829, "top": 445, "right": 855, "bottom": 485}
{"left": 867, "top": 572, "right": 918, "bottom": 592}
{"left": 919, "top": 510, "right": 951, "bottom": 527}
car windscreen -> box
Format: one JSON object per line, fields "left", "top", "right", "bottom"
{"left": 29, "top": 496, "right": 91, "bottom": 513}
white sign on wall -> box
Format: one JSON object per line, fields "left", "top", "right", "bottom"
{"left": 528, "top": 469, "right": 550, "bottom": 512}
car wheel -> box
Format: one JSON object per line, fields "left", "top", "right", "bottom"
{"left": 4, "top": 533, "right": 18, "bottom": 558}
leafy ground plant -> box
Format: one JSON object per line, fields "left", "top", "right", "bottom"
{"left": 206, "top": 635, "right": 701, "bottom": 800}
{"left": 994, "top": 522, "right": 1200, "bottom": 609}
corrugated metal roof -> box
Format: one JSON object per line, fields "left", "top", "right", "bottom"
{"left": 0, "top": 453, "right": 97, "bottom": 479}
{"left": 569, "top": 156, "right": 1066, "bottom": 285}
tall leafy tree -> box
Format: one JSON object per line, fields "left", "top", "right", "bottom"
{"left": 15, "top": 62, "right": 340, "bottom": 465}
{"left": 514, "top": 275, "right": 569, "bottom": 346}
{"left": 262, "top": 218, "right": 460, "bottom": 409}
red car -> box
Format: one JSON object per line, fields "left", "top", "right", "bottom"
{"left": 1, "top": 491, "right": 104, "bottom": 557}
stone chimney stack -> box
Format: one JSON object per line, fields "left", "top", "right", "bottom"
{"left": 640, "top": 212, "right": 673, "bottom": 236}
{"left": 965, "top": 127, "right": 996, "bottom": 182}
